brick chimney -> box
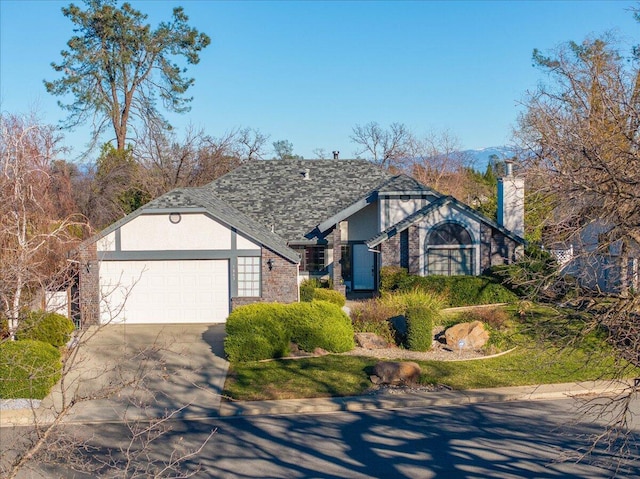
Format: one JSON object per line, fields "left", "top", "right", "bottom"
{"left": 497, "top": 160, "right": 524, "bottom": 238}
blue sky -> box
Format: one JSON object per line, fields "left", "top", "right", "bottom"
{"left": 1, "top": 0, "right": 638, "bottom": 161}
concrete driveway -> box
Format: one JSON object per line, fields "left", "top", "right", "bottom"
{"left": 43, "top": 323, "right": 229, "bottom": 423}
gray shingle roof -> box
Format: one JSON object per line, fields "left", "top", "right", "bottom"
{"left": 205, "top": 159, "right": 397, "bottom": 243}
{"left": 87, "top": 188, "right": 299, "bottom": 263}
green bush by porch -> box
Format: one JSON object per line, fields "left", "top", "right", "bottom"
{"left": 15, "top": 310, "right": 75, "bottom": 347}
{"left": 380, "top": 266, "right": 518, "bottom": 307}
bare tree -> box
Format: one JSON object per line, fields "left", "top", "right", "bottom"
{"left": 410, "top": 129, "right": 475, "bottom": 197}
{"left": 312, "top": 148, "right": 328, "bottom": 159}
{"left": 1, "top": 274, "right": 217, "bottom": 478}
{"left": 0, "top": 112, "right": 85, "bottom": 336}
{"left": 236, "top": 127, "right": 269, "bottom": 162}
{"left": 350, "top": 121, "right": 413, "bottom": 169}
{"left": 515, "top": 32, "right": 640, "bottom": 467}
{"left": 133, "top": 125, "right": 267, "bottom": 200}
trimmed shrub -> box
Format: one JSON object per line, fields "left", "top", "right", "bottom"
{"left": 283, "top": 301, "right": 354, "bottom": 353}
{"left": 299, "top": 278, "right": 318, "bottom": 302}
{"left": 380, "top": 273, "right": 517, "bottom": 307}
{"left": 381, "top": 291, "right": 443, "bottom": 350}
{"left": 379, "top": 266, "right": 411, "bottom": 293}
{"left": 224, "top": 303, "right": 291, "bottom": 362}
{"left": 405, "top": 305, "right": 434, "bottom": 352}
{"left": 312, "top": 288, "right": 346, "bottom": 307}
{"left": 0, "top": 339, "right": 62, "bottom": 399}
{"left": 16, "top": 310, "right": 75, "bottom": 348}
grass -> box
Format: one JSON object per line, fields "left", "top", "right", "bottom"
{"left": 223, "top": 302, "right": 640, "bottom": 401}
{"left": 224, "top": 355, "right": 379, "bottom": 401}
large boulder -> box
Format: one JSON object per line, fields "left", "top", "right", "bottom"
{"left": 370, "top": 361, "right": 421, "bottom": 385}
{"left": 444, "top": 321, "right": 489, "bottom": 350}
{"left": 355, "top": 332, "right": 393, "bottom": 349}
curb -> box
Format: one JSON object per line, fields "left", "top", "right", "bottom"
{"left": 2, "top": 379, "right": 635, "bottom": 426}
{"left": 218, "top": 379, "right": 636, "bottom": 417}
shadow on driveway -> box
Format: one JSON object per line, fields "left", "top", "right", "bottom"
{"left": 202, "top": 323, "right": 226, "bottom": 359}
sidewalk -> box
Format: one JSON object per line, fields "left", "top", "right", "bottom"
{"left": 2, "top": 379, "right": 635, "bottom": 426}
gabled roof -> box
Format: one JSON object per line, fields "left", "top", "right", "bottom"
{"left": 366, "top": 195, "right": 526, "bottom": 248}
{"left": 206, "top": 159, "right": 395, "bottom": 243}
{"left": 375, "top": 174, "right": 441, "bottom": 195}
{"left": 85, "top": 188, "right": 300, "bottom": 263}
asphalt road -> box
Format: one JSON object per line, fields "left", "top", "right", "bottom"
{"left": 12, "top": 396, "right": 639, "bottom": 479}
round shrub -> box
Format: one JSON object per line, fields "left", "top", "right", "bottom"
{"left": 312, "top": 288, "right": 346, "bottom": 307}
{"left": 283, "top": 301, "right": 354, "bottom": 353}
{"left": 0, "top": 339, "right": 62, "bottom": 399}
{"left": 299, "top": 279, "right": 317, "bottom": 302}
{"left": 16, "top": 310, "right": 75, "bottom": 347}
{"left": 405, "top": 305, "right": 435, "bottom": 352}
{"left": 224, "top": 303, "right": 291, "bottom": 362}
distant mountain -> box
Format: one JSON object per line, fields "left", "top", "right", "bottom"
{"left": 462, "top": 146, "right": 518, "bottom": 172}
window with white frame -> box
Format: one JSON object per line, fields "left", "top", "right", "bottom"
{"left": 425, "top": 223, "right": 475, "bottom": 276}
{"left": 237, "top": 256, "right": 260, "bottom": 297}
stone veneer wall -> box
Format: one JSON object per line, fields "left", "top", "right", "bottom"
{"left": 380, "top": 234, "right": 401, "bottom": 268}
{"left": 380, "top": 225, "right": 421, "bottom": 276}
{"left": 408, "top": 225, "right": 421, "bottom": 275}
{"left": 332, "top": 224, "right": 346, "bottom": 295}
{"left": 480, "top": 224, "right": 493, "bottom": 272}
{"left": 490, "top": 229, "right": 521, "bottom": 268}
{"left": 78, "top": 242, "right": 100, "bottom": 327}
{"left": 231, "top": 247, "right": 299, "bottom": 310}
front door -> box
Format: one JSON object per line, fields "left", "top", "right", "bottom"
{"left": 352, "top": 244, "right": 375, "bottom": 290}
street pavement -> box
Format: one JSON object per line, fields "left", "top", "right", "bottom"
{"left": 2, "top": 323, "right": 640, "bottom": 478}
{"left": 23, "top": 397, "right": 640, "bottom": 478}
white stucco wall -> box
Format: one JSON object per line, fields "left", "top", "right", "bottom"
{"left": 382, "top": 197, "right": 424, "bottom": 230}
{"left": 97, "top": 231, "right": 116, "bottom": 252}
{"left": 346, "top": 202, "right": 379, "bottom": 241}
{"left": 236, "top": 233, "right": 260, "bottom": 250}
{"left": 119, "top": 213, "right": 232, "bottom": 251}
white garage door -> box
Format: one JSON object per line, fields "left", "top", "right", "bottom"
{"left": 99, "top": 260, "right": 229, "bottom": 324}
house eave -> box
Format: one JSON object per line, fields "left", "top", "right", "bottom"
{"left": 317, "top": 192, "right": 378, "bottom": 233}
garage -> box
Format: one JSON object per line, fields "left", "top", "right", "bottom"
{"left": 99, "top": 260, "right": 229, "bottom": 324}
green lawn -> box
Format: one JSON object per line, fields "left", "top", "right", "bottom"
{"left": 223, "top": 303, "right": 639, "bottom": 401}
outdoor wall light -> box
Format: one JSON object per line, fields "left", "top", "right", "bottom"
{"left": 266, "top": 258, "right": 275, "bottom": 271}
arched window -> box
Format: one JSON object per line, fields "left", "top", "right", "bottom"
{"left": 426, "top": 223, "right": 475, "bottom": 276}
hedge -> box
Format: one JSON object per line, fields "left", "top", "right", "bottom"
{"left": 0, "top": 340, "right": 62, "bottom": 399}
{"left": 224, "top": 303, "right": 291, "bottom": 362}
{"left": 224, "top": 301, "right": 355, "bottom": 362}
{"left": 380, "top": 267, "right": 518, "bottom": 307}
{"left": 405, "top": 305, "right": 435, "bottom": 352}
{"left": 299, "top": 279, "right": 346, "bottom": 307}
{"left": 311, "top": 288, "right": 346, "bottom": 307}
{"left": 283, "top": 301, "right": 354, "bottom": 353}
{"left": 16, "top": 310, "right": 75, "bottom": 348}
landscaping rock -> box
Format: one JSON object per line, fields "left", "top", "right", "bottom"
{"left": 355, "top": 332, "right": 393, "bottom": 350}
{"left": 444, "top": 321, "right": 489, "bottom": 350}
{"left": 370, "top": 361, "right": 421, "bottom": 385}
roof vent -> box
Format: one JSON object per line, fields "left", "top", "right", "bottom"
{"left": 300, "top": 168, "right": 310, "bottom": 180}
{"left": 332, "top": 150, "right": 339, "bottom": 160}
